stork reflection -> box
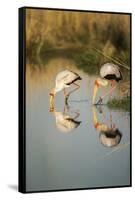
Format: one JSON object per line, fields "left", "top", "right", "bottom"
{"left": 92, "top": 106, "right": 122, "bottom": 147}
{"left": 51, "top": 104, "right": 81, "bottom": 133}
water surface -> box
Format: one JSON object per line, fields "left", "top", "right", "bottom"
{"left": 26, "top": 58, "right": 130, "bottom": 192}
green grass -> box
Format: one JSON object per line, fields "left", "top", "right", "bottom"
{"left": 74, "top": 50, "right": 101, "bottom": 75}
{"left": 107, "top": 97, "right": 130, "bottom": 111}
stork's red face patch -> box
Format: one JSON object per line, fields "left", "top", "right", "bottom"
{"left": 95, "top": 80, "right": 99, "bottom": 87}
{"left": 49, "top": 93, "right": 54, "bottom": 97}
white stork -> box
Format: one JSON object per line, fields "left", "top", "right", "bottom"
{"left": 50, "top": 69, "right": 82, "bottom": 111}
{"left": 92, "top": 63, "right": 122, "bottom": 104}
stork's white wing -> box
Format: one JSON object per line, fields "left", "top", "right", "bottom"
{"left": 100, "top": 63, "right": 121, "bottom": 78}
{"left": 55, "top": 70, "right": 80, "bottom": 86}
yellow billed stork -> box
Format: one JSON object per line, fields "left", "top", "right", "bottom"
{"left": 50, "top": 69, "right": 82, "bottom": 111}
{"left": 92, "top": 63, "right": 122, "bottom": 104}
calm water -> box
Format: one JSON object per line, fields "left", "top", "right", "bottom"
{"left": 26, "top": 58, "right": 130, "bottom": 192}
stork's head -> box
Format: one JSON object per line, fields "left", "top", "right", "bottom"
{"left": 92, "top": 78, "right": 108, "bottom": 104}
{"left": 49, "top": 88, "right": 56, "bottom": 112}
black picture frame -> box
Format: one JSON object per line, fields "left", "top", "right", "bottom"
{"left": 19, "top": 6, "right": 132, "bottom": 193}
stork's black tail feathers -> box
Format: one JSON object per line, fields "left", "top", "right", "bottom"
{"left": 66, "top": 76, "right": 82, "bottom": 85}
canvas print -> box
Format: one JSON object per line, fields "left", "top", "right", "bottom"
{"left": 19, "top": 7, "right": 131, "bottom": 193}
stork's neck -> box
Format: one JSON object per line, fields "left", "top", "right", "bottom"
{"left": 55, "top": 85, "right": 63, "bottom": 93}
{"left": 97, "top": 78, "right": 109, "bottom": 86}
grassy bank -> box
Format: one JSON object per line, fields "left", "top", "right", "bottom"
{"left": 107, "top": 97, "right": 130, "bottom": 111}
{"left": 74, "top": 49, "right": 100, "bottom": 75}
{"left": 26, "top": 9, "right": 130, "bottom": 68}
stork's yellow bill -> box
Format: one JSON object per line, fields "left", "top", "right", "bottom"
{"left": 49, "top": 94, "right": 54, "bottom": 112}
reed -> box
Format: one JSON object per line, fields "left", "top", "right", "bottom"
{"left": 107, "top": 97, "right": 130, "bottom": 111}
{"left": 26, "top": 9, "right": 130, "bottom": 68}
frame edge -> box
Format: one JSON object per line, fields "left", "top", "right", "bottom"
{"left": 18, "top": 7, "right": 26, "bottom": 193}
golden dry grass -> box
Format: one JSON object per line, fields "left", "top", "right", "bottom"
{"left": 26, "top": 8, "right": 130, "bottom": 65}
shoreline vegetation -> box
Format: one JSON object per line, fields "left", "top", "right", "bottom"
{"left": 26, "top": 10, "right": 130, "bottom": 68}
{"left": 26, "top": 9, "right": 131, "bottom": 110}
{"left": 107, "top": 97, "right": 130, "bottom": 111}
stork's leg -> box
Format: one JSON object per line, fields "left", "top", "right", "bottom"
{"left": 73, "top": 111, "right": 80, "bottom": 120}
{"left": 63, "top": 88, "right": 69, "bottom": 106}
{"left": 65, "top": 83, "right": 80, "bottom": 104}
{"left": 100, "top": 82, "right": 116, "bottom": 101}
{"left": 110, "top": 80, "right": 115, "bottom": 99}
{"left": 69, "top": 83, "right": 80, "bottom": 95}
{"left": 110, "top": 111, "right": 113, "bottom": 129}
{"left": 109, "top": 111, "right": 116, "bottom": 130}
{"left": 63, "top": 102, "right": 70, "bottom": 112}
{"left": 96, "top": 85, "right": 116, "bottom": 105}
{"left": 63, "top": 88, "right": 67, "bottom": 98}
